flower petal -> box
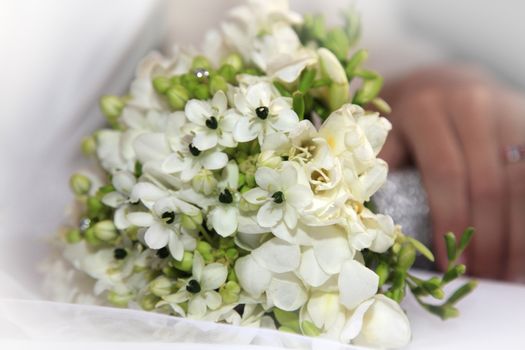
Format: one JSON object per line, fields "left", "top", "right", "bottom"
{"left": 234, "top": 255, "right": 272, "bottom": 298}
{"left": 209, "top": 206, "right": 238, "bottom": 237}
{"left": 192, "top": 131, "right": 218, "bottom": 151}
{"left": 168, "top": 231, "right": 184, "bottom": 261}
{"left": 112, "top": 171, "right": 136, "bottom": 194}
{"left": 144, "top": 223, "right": 170, "bottom": 249}
{"left": 201, "top": 263, "right": 228, "bottom": 291}
{"left": 185, "top": 99, "right": 212, "bottom": 125}
{"left": 338, "top": 260, "right": 379, "bottom": 310}
{"left": 204, "top": 291, "right": 222, "bottom": 310}
{"left": 257, "top": 201, "right": 283, "bottom": 228}
{"left": 201, "top": 151, "right": 228, "bottom": 170}
{"left": 299, "top": 248, "right": 330, "bottom": 287}
{"left": 212, "top": 90, "right": 227, "bottom": 113}
{"left": 270, "top": 107, "right": 298, "bottom": 133}
{"left": 255, "top": 167, "right": 280, "bottom": 192}
{"left": 233, "top": 117, "right": 260, "bottom": 142}
{"left": 126, "top": 212, "right": 154, "bottom": 227}
{"left": 188, "top": 295, "right": 207, "bottom": 318}
{"left": 267, "top": 273, "right": 307, "bottom": 311}
{"left": 243, "top": 187, "right": 269, "bottom": 205}
{"left": 252, "top": 238, "right": 301, "bottom": 273}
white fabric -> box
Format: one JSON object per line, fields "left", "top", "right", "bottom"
{"left": 1, "top": 0, "right": 525, "bottom": 349}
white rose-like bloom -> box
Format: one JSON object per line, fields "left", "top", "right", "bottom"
{"left": 251, "top": 24, "right": 317, "bottom": 83}
{"left": 160, "top": 252, "right": 228, "bottom": 318}
{"left": 185, "top": 90, "right": 239, "bottom": 151}
{"left": 243, "top": 162, "right": 313, "bottom": 233}
{"left": 341, "top": 294, "right": 411, "bottom": 348}
{"left": 233, "top": 82, "right": 299, "bottom": 145}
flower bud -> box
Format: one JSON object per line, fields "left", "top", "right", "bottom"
{"left": 65, "top": 228, "right": 82, "bottom": 244}
{"left": 197, "top": 241, "right": 214, "bottom": 262}
{"left": 81, "top": 136, "right": 97, "bottom": 156}
{"left": 219, "top": 281, "right": 241, "bottom": 304}
{"left": 225, "top": 248, "right": 239, "bottom": 261}
{"left": 70, "top": 173, "right": 92, "bottom": 196}
{"left": 218, "top": 64, "right": 237, "bottom": 83}
{"left": 140, "top": 294, "right": 160, "bottom": 311}
{"left": 227, "top": 268, "right": 237, "bottom": 282}
{"left": 84, "top": 227, "right": 101, "bottom": 245}
{"left": 180, "top": 212, "right": 203, "bottom": 231}
{"left": 192, "top": 84, "right": 210, "bottom": 100}
{"left": 93, "top": 220, "right": 118, "bottom": 241}
{"left": 152, "top": 76, "right": 171, "bottom": 94}
{"left": 375, "top": 261, "right": 389, "bottom": 287}
{"left": 209, "top": 75, "right": 228, "bottom": 95}
{"left": 166, "top": 85, "right": 189, "bottom": 110}
{"left": 107, "top": 291, "right": 133, "bottom": 307}
{"left": 301, "top": 320, "right": 321, "bottom": 337}
{"left": 100, "top": 95, "right": 124, "bottom": 124}
{"left": 173, "top": 251, "right": 193, "bottom": 272}
{"left": 221, "top": 53, "right": 243, "bottom": 71}
{"left": 149, "top": 276, "right": 173, "bottom": 297}
{"left": 191, "top": 55, "right": 212, "bottom": 70}
{"left": 192, "top": 169, "right": 217, "bottom": 195}
{"left": 397, "top": 243, "right": 416, "bottom": 271}
{"left": 87, "top": 196, "right": 104, "bottom": 217}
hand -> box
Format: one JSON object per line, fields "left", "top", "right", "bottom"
{"left": 378, "top": 64, "right": 525, "bottom": 281}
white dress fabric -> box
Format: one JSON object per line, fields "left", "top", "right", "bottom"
{"left": 1, "top": 1, "right": 525, "bottom": 349}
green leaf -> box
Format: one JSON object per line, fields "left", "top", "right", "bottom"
{"left": 273, "top": 81, "right": 292, "bottom": 97}
{"left": 301, "top": 320, "right": 321, "bottom": 337}
{"left": 444, "top": 232, "right": 457, "bottom": 261}
{"left": 458, "top": 227, "right": 475, "bottom": 254}
{"left": 292, "top": 91, "right": 305, "bottom": 120}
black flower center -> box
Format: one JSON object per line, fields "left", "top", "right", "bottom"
{"left": 156, "top": 247, "right": 170, "bottom": 259}
{"left": 186, "top": 279, "right": 201, "bottom": 294}
{"left": 113, "top": 248, "right": 127, "bottom": 260}
{"left": 161, "top": 211, "right": 176, "bottom": 224}
{"left": 205, "top": 116, "right": 218, "bottom": 129}
{"left": 219, "top": 189, "right": 233, "bottom": 204}
{"left": 272, "top": 191, "right": 284, "bottom": 204}
{"left": 255, "top": 106, "right": 269, "bottom": 120}
{"left": 189, "top": 143, "right": 201, "bottom": 156}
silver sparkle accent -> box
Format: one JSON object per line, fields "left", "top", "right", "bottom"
{"left": 194, "top": 68, "right": 210, "bottom": 79}
{"left": 79, "top": 218, "right": 91, "bottom": 232}
{"left": 373, "top": 169, "right": 434, "bottom": 269}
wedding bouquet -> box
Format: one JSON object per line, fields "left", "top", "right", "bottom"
{"left": 58, "top": 0, "right": 476, "bottom": 348}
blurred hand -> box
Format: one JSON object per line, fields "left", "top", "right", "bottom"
{"left": 379, "top": 65, "right": 525, "bottom": 281}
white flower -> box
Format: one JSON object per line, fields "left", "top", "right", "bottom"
{"left": 243, "top": 162, "right": 312, "bottom": 233}
{"left": 251, "top": 25, "right": 317, "bottom": 83}
{"left": 233, "top": 82, "right": 299, "bottom": 145}
{"left": 161, "top": 138, "right": 229, "bottom": 182}
{"left": 127, "top": 186, "right": 199, "bottom": 260}
{"left": 185, "top": 90, "right": 240, "bottom": 151}
{"left": 161, "top": 252, "right": 227, "bottom": 318}
{"left": 102, "top": 170, "right": 136, "bottom": 229}
{"left": 95, "top": 130, "right": 134, "bottom": 173}
{"left": 338, "top": 259, "right": 379, "bottom": 310}
{"left": 207, "top": 161, "right": 241, "bottom": 237}
{"left": 340, "top": 294, "right": 411, "bottom": 348}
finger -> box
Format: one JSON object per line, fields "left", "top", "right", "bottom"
{"left": 396, "top": 88, "right": 470, "bottom": 271}
{"left": 498, "top": 91, "right": 525, "bottom": 282}
{"left": 448, "top": 85, "right": 506, "bottom": 279}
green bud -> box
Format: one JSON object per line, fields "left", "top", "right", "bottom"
{"left": 192, "top": 84, "right": 210, "bottom": 100}
{"left": 328, "top": 83, "right": 350, "bottom": 111}
{"left": 100, "top": 95, "right": 124, "bottom": 124}
{"left": 107, "top": 291, "right": 133, "bottom": 307}
{"left": 279, "top": 326, "right": 299, "bottom": 334}
{"left": 227, "top": 268, "right": 238, "bottom": 282}
{"left": 81, "top": 136, "right": 97, "bottom": 156}
{"left": 210, "top": 75, "right": 228, "bottom": 95}
{"left": 443, "top": 264, "right": 466, "bottom": 283}
{"left": 192, "top": 55, "right": 212, "bottom": 70}
{"left": 180, "top": 212, "right": 203, "bottom": 230}
{"left": 371, "top": 97, "right": 392, "bottom": 114}
{"left": 162, "top": 266, "right": 178, "bottom": 278}
{"left": 245, "top": 174, "right": 256, "bottom": 188}
{"left": 65, "top": 228, "right": 82, "bottom": 244}
{"left": 218, "top": 64, "right": 237, "bottom": 84}
{"left": 84, "top": 227, "right": 101, "bottom": 245}
{"left": 152, "top": 76, "right": 171, "bottom": 94}
{"left": 140, "top": 294, "right": 160, "bottom": 311}
{"left": 93, "top": 220, "right": 118, "bottom": 241}
{"left": 447, "top": 280, "right": 478, "bottom": 305}
{"left": 458, "top": 227, "right": 475, "bottom": 254}
{"left": 375, "top": 261, "right": 389, "bottom": 287}
{"left": 237, "top": 173, "right": 246, "bottom": 188}
{"left": 444, "top": 232, "right": 457, "bottom": 261}
{"left": 397, "top": 243, "right": 416, "bottom": 271}
{"left": 166, "top": 85, "right": 189, "bottom": 110}
{"left": 273, "top": 81, "right": 292, "bottom": 97}
{"left": 219, "top": 281, "right": 241, "bottom": 304}
{"left": 225, "top": 248, "right": 239, "bottom": 261}
{"left": 406, "top": 236, "right": 435, "bottom": 262}
{"left": 170, "top": 75, "right": 182, "bottom": 85}
{"left": 197, "top": 241, "right": 213, "bottom": 255}
{"left": 173, "top": 251, "right": 193, "bottom": 272}
{"left": 298, "top": 68, "right": 317, "bottom": 93}
{"left": 353, "top": 75, "right": 383, "bottom": 105}
{"left": 70, "top": 173, "right": 91, "bottom": 196}
{"left": 149, "top": 276, "right": 173, "bottom": 297}
{"left": 301, "top": 320, "right": 321, "bottom": 337}
{"left": 221, "top": 53, "right": 243, "bottom": 71}
{"left": 345, "top": 49, "right": 368, "bottom": 76}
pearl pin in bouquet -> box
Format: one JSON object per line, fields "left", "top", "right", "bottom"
{"left": 59, "top": 1, "right": 476, "bottom": 348}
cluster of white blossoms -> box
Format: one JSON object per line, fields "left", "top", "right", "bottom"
{"left": 59, "top": 1, "right": 427, "bottom": 349}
